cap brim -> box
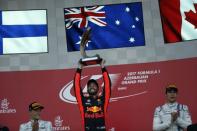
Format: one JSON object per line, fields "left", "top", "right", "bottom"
{"left": 166, "top": 87, "right": 178, "bottom": 92}
{"left": 29, "top": 102, "right": 45, "bottom": 111}
{"left": 33, "top": 106, "right": 44, "bottom": 110}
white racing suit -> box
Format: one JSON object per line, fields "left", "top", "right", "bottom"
{"left": 19, "top": 120, "right": 53, "bottom": 131}
{"left": 153, "top": 102, "right": 192, "bottom": 131}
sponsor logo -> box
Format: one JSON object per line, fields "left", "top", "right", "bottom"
{"left": 87, "top": 106, "right": 102, "bottom": 113}
{"left": 53, "top": 115, "right": 70, "bottom": 131}
{"left": 87, "top": 99, "right": 91, "bottom": 103}
{"left": 109, "top": 127, "right": 115, "bottom": 131}
{"left": 59, "top": 73, "right": 148, "bottom": 104}
{"left": 0, "top": 98, "right": 16, "bottom": 114}
{"left": 85, "top": 112, "right": 104, "bottom": 119}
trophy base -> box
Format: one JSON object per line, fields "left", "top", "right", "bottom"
{"left": 80, "top": 56, "right": 102, "bottom": 66}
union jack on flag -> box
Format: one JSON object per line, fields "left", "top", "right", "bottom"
{"left": 64, "top": 2, "right": 145, "bottom": 52}
{"left": 65, "top": 6, "right": 107, "bottom": 29}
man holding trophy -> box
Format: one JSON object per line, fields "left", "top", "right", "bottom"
{"left": 74, "top": 27, "right": 111, "bottom": 131}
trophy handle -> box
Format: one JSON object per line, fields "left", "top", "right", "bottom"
{"left": 79, "top": 27, "right": 102, "bottom": 66}
{"left": 80, "top": 56, "right": 102, "bottom": 66}
{"left": 80, "top": 27, "right": 91, "bottom": 58}
{"left": 80, "top": 44, "right": 87, "bottom": 58}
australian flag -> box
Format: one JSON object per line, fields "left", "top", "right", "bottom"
{"left": 64, "top": 2, "right": 145, "bottom": 52}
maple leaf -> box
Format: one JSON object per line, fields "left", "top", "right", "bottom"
{"left": 184, "top": 3, "right": 197, "bottom": 29}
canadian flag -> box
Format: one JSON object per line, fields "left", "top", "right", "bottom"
{"left": 159, "top": 0, "right": 197, "bottom": 43}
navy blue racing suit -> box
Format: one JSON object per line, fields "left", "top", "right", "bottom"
{"left": 74, "top": 67, "right": 111, "bottom": 131}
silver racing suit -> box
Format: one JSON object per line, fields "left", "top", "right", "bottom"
{"left": 153, "top": 102, "right": 192, "bottom": 131}
{"left": 19, "top": 120, "right": 53, "bottom": 131}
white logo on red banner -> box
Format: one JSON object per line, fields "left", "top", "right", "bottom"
{"left": 59, "top": 73, "right": 149, "bottom": 104}
{"left": 0, "top": 98, "right": 16, "bottom": 114}
{"left": 53, "top": 115, "right": 70, "bottom": 130}
{"left": 109, "top": 127, "right": 115, "bottom": 131}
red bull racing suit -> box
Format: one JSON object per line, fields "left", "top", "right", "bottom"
{"left": 74, "top": 67, "right": 111, "bottom": 131}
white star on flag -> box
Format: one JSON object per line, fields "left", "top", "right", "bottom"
{"left": 129, "top": 37, "right": 135, "bottom": 43}
{"left": 76, "top": 36, "right": 91, "bottom": 47}
{"left": 125, "top": 7, "right": 130, "bottom": 12}
{"left": 132, "top": 25, "right": 136, "bottom": 28}
{"left": 115, "top": 20, "right": 120, "bottom": 25}
{"left": 135, "top": 17, "right": 139, "bottom": 21}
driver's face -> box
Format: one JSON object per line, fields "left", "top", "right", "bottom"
{"left": 29, "top": 108, "right": 42, "bottom": 120}
{"left": 88, "top": 82, "right": 98, "bottom": 94}
{"left": 166, "top": 91, "right": 177, "bottom": 103}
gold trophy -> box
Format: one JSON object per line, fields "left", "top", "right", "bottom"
{"left": 80, "top": 27, "right": 102, "bottom": 66}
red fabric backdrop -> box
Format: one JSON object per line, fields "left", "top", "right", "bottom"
{"left": 0, "top": 57, "right": 197, "bottom": 131}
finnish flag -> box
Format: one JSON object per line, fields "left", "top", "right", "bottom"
{"left": 0, "top": 10, "right": 48, "bottom": 55}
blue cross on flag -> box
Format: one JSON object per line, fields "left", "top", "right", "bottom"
{"left": 0, "top": 10, "right": 48, "bottom": 55}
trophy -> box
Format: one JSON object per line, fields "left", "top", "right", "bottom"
{"left": 80, "top": 27, "right": 102, "bottom": 66}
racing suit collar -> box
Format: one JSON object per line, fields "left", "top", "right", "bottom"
{"left": 166, "top": 102, "right": 178, "bottom": 108}
{"left": 30, "top": 119, "right": 40, "bottom": 123}
{"left": 89, "top": 95, "right": 98, "bottom": 99}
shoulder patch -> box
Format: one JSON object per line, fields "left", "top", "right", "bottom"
{"left": 156, "top": 106, "right": 162, "bottom": 112}
{"left": 182, "top": 105, "right": 189, "bottom": 111}
{"left": 154, "top": 106, "right": 161, "bottom": 117}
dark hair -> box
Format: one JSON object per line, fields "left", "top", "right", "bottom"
{"left": 165, "top": 87, "right": 178, "bottom": 94}
{"left": 0, "top": 126, "right": 9, "bottom": 131}
{"left": 87, "top": 79, "right": 99, "bottom": 88}
{"left": 29, "top": 102, "right": 44, "bottom": 111}
{"left": 187, "top": 123, "right": 197, "bottom": 131}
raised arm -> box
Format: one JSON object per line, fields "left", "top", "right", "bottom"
{"left": 74, "top": 62, "right": 84, "bottom": 105}
{"left": 100, "top": 60, "right": 111, "bottom": 113}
